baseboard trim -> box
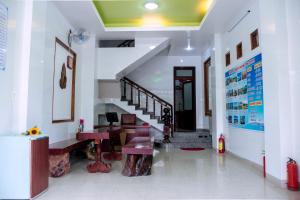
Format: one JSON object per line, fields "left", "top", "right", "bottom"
{"left": 226, "top": 150, "right": 288, "bottom": 189}
{"left": 226, "top": 150, "right": 263, "bottom": 172}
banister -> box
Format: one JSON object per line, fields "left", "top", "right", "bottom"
{"left": 120, "top": 77, "right": 173, "bottom": 136}
{"left": 122, "top": 77, "right": 173, "bottom": 109}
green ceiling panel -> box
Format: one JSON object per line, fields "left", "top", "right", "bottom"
{"left": 93, "top": 0, "right": 212, "bottom": 28}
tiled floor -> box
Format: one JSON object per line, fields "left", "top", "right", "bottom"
{"left": 38, "top": 148, "right": 300, "bottom": 200}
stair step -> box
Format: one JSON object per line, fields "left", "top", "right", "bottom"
{"left": 101, "top": 98, "right": 165, "bottom": 132}
{"left": 150, "top": 115, "right": 160, "bottom": 120}
{"left": 136, "top": 107, "right": 146, "bottom": 111}
{"left": 143, "top": 110, "right": 151, "bottom": 115}
{"left": 136, "top": 108, "right": 147, "bottom": 113}
{"left": 149, "top": 115, "right": 156, "bottom": 119}
{"left": 120, "top": 97, "right": 128, "bottom": 102}
{"left": 128, "top": 101, "right": 140, "bottom": 106}
{"left": 147, "top": 112, "right": 155, "bottom": 116}
{"left": 128, "top": 102, "right": 139, "bottom": 107}
{"left": 158, "top": 120, "right": 164, "bottom": 124}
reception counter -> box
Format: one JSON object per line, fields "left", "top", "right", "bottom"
{"left": 0, "top": 134, "right": 49, "bottom": 199}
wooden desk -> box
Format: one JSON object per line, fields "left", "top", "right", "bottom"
{"left": 93, "top": 124, "right": 150, "bottom": 145}
{"left": 77, "top": 127, "right": 121, "bottom": 173}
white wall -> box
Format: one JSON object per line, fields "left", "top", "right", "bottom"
{"left": 222, "top": 1, "right": 264, "bottom": 165}
{"left": 201, "top": 0, "right": 265, "bottom": 164}
{"left": 259, "top": 0, "right": 289, "bottom": 181}
{"left": 27, "top": 1, "right": 46, "bottom": 133}
{"left": 127, "top": 54, "right": 209, "bottom": 130}
{"left": 96, "top": 38, "right": 169, "bottom": 80}
{"left": 259, "top": 0, "right": 300, "bottom": 181}
{"left": 285, "top": 0, "right": 300, "bottom": 179}
{"left": 203, "top": 1, "right": 265, "bottom": 165}
{"left": 27, "top": 2, "right": 95, "bottom": 143}
{"left": 27, "top": 2, "right": 80, "bottom": 143}
{"left": 0, "top": 0, "right": 32, "bottom": 135}
{"left": 205, "top": 0, "right": 300, "bottom": 181}
{"left": 0, "top": 0, "right": 95, "bottom": 144}
{"left": 97, "top": 81, "right": 121, "bottom": 99}
{"left": 79, "top": 34, "right": 96, "bottom": 131}
{"left": 200, "top": 2, "right": 265, "bottom": 158}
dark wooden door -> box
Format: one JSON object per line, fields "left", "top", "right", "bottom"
{"left": 174, "top": 67, "right": 196, "bottom": 132}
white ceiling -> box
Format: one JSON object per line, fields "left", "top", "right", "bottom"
{"left": 53, "top": 0, "right": 255, "bottom": 56}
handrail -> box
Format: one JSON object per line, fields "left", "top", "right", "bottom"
{"left": 122, "top": 77, "right": 172, "bottom": 109}
{"left": 120, "top": 77, "right": 173, "bottom": 136}
{"left": 117, "top": 40, "right": 134, "bottom": 47}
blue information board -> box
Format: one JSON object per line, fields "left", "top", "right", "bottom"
{"left": 225, "top": 54, "right": 264, "bottom": 131}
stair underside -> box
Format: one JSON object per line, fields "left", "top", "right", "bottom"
{"left": 122, "top": 99, "right": 163, "bottom": 124}
{"left": 98, "top": 98, "right": 164, "bottom": 131}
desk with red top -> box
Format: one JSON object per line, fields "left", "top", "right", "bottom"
{"left": 77, "top": 127, "right": 121, "bottom": 173}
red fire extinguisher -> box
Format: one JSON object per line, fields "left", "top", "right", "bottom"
{"left": 218, "top": 134, "right": 225, "bottom": 154}
{"left": 287, "top": 158, "right": 299, "bottom": 191}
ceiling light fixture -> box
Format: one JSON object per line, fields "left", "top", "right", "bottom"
{"left": 144, "top": 2, "right": 159, "bottom": 10}
{"left": 185, "top": 38, "right": 194, "bottom": 51}
{"left": 149, "top": 45, "right": 156, "bottom": 50}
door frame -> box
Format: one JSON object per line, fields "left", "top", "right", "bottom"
{"left": 204, "top": 58, "right": 212, "bottom": 116}
{"left": 173, "top": 67, "right": 196, "bottom": 132}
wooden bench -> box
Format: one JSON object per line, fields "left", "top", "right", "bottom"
{"left": 49, "top": 138, "right": 90, "bottom": 155}
{"left": 122, "top": 137, "right": 154, "bottom": 177}
{"left": 49, "top": 138, "right": 90, "bottom": 177}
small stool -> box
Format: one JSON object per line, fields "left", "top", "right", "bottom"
{"left": 49, "top": 153, "right": 70, "bottom": 177}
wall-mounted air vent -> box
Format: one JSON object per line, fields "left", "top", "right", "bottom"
{"left": 99, "top": 40, "right": 135, "bottom": 48}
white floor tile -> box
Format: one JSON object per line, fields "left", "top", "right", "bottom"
{"left": 38, "top": 149, "right": 300, "bottom": 200}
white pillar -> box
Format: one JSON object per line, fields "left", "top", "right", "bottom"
{"left": 79, "top": 34, "right": 96, "bottom": 130}
{"left": 27, "top": 1, "right": 47, "bottom": 129}
{"left": 259, "top": 0, "right": 293, "bottom": 181}
{"left": 11, "top": 0, "right": 33, "bottom": 134}
{"left": 211, "top": 33, "right": 225, "bottom": 149}
{"left": 285, "top": 0, "right": 300, "bottom": 179}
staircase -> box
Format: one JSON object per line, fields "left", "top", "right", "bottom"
{"left": 95, "top": 77, "right": 173, "bottom": 132}
{"left": 119, "top": 77, "right": 173, "bottom": 132}
{"left": 96, "top": 98, "right": 163, "bottom": 131}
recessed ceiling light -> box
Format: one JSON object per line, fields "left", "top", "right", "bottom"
{"left": 144, "top": 2, "right": 159, "bottom": 10}
{"left": 149, "top": 45, "right": 156, "bottom": 50}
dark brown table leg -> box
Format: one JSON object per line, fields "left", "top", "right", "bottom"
{"left": 103, "top": 152, "right": 122, "bottom": 161}
{"left": 103, "top": 130, "right": 122, "bottom": 161}
{"left": 87, "top": 139, "right": 111, "bottom": 173}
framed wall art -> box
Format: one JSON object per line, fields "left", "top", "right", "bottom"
{"left": 52, "top": 37, "right": 77, "bottom": 123}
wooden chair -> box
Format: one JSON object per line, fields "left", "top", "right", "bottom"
{"left": 121, "top": 114, "right": 137, "bottom": 125}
